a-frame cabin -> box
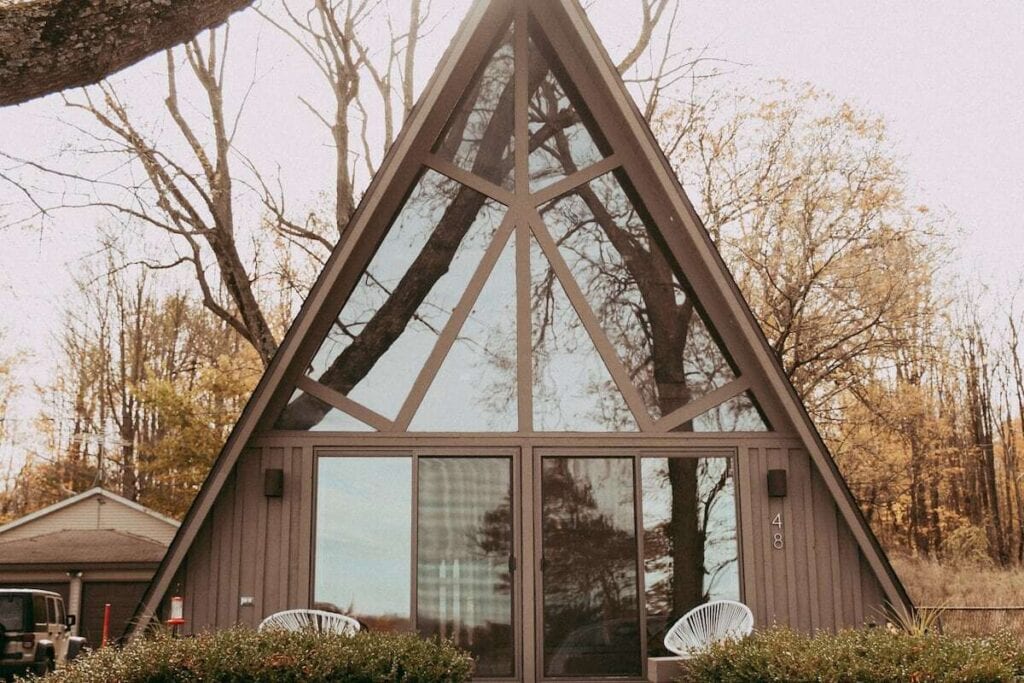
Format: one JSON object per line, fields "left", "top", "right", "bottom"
{"left": 134, "top": 0, "right": 910, "bottom": 678}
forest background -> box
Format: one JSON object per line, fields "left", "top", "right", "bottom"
{"left": 1, "top": 0, "right": 1023, "bottom": 607}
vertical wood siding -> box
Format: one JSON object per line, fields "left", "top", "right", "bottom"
{"left": 740, "top": 445, "right": 889, "bottom": 630}
{"left": 172, "top": 446, "right": 314, "bottom": 633}
{"left": 171, "top": 441, "right": 888, "bottom": 634}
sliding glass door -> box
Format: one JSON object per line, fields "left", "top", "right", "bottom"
{"left": 540, "top": 457, "right": 641, "bottom": 677}
{"left": 315, "top": 453, "right": 516, "bottom": 678}
{"left": 418, "top": 457, "right": 515, "bottom": 677}
{"left": 314, "top": 449, "right": 739, "bottom": 681}
{"left": 535, "top": 451, "right": 740, "bottom": 679}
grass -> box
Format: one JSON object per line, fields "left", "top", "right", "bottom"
{"left": 891, "top": 554, "right": 1024, "bottom": 606}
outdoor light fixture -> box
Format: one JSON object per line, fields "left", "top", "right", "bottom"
{"left": 767, "top": 469, "right": 788, "bottom": 497}
{"left": 264, "top": 468, "right": 284, "bottom": 497}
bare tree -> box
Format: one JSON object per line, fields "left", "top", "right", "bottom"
{"left": 65, "top": 40, "right": 278, "bottom": 365}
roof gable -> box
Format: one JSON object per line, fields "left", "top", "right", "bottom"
{"left": 133, "top": 0, "right": 909, "bottom": 634}
{"left": 0, "top": 488, "right": 179, "bottom": 545}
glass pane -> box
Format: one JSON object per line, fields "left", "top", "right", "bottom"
{"left": 0, "top": 595, "right": 28, "bottom": 631}
{"left": 315, "top": 458, "right": 412, "bottom": 630}
{"left": 532, "top": 237, "right": 637, "bottom": 431}
{"left": 641, "top": 457, "right": 740, "bottom": 657}
{"left": 692, "top": 391, "right": 770, "bottom": 432}
{"left": 410, "top": 236, "right": 517, "bottom": 431}
{"left": 436, "top": 25, "right": 515, "bottom": 190}
{"left": 542, "top": 457, "right": 641, "bottom": 677}
{"left": 33, "top": 596, "right": 46, "bottom": 629}
{"left": 540, "top": 170, "right": 737, "bottom": 422}
{"left": 274, "top": 389, "right": 374, "bottom": 432}
{"left": 527, "top": 36, "right": 608, "bottom": 192}
{"left": 285, "top": 170, "right": 506, "bottom": 429}
{"left": 418, "top": 458, "right": 514, "bottom": 677}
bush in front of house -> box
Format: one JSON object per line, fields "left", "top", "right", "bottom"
{"left": 28, "top": 627, "right": 474, "bottom": 683}
{"left": 678, "top": 626, "right": 1024, "bottom": 682}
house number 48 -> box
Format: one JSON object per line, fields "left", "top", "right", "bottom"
{"left": 771, "top": 513, "right": 784, "bottom": 549}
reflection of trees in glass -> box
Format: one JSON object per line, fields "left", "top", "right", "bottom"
{"left": 539, "top": 172, "right": 737, "bottom": 425}
{"left": 531, "top": 238, "right": 638, "bottom": 432}
{"left": 524, "top": 39, "right": 758, "bottom": 431}
{"left": 277, "top": 23, "right": 766, "bottom": 434}
{"left": 641, "top": 457, "right": 738, "bottom": 657}
{"left": 277, "top": 26, "right": 545, "bottom": 431}
{"left": 526, "top": 37, "right": 607, "bottom": 191}
{"left": 541, "top": 458, "right": 640, "bottom": 676}
{"left": 692, "top": 391, "right": 769, "bottom": 432}
{"left": 278, "top": 170, "right": 505, "bottom": 426}
{"left": 476, "top": 492, "right": 514, "bottom": 595}
{"left": 409, "top": 241, "right": 518, "bottom": 432}
{"left": 418, "top": 458, "right": 514, "bottom": 677}
{"left": 436, "top": 28, "right": 515, "bottom": 189}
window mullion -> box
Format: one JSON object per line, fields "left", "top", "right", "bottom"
{"left": 531, "top": 154, "right": 620, "bottom": 207}
{"left": 394, "top": 213, "right": 516, "bottom": 430}
{"left": 652, "top": 377, "right": 753, "bottom": 433}
{"left": 514, "top": 1, "right": 533, "bottom": 434}
{"left": 527, "top": 208, "right": 656, "bottom": 431}
{"left": 410, "top": 453, "right": 419, "bottom": 632}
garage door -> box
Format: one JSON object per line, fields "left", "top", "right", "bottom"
{"left": 81, "top": 582, "right": 148, "bottom": 645}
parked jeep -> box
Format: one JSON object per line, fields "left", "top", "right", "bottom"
{"left": 0, "top": 589, "right": 85, "bottom": 680}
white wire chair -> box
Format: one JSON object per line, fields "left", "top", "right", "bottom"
{"left": 258, "top": 609, "right": 361, "bottom": 636}
{"left": 663, "top": 599, "right": 754, "bottom": 657}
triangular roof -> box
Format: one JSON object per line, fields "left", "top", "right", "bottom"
{"left": 134, "top": 0, "right": 909, "bottom": 633}
{"left": 0, "top": 529, "right": 169, "bottom": 566}
{"left": 0, "top": 487, "right": 179, "bottom": 538}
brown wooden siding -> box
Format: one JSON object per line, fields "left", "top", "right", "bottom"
{"left": 739, "top": 445, "right": 889, "bottom": 630}
{"left": 169, "top": 445, "right": 314, "bottom": 634}
{"left": 169, "top": 439, "right": 888, "bottom": 635}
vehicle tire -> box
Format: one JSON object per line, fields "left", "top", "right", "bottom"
{"left": 34, "top": 657, "right": 54, "bottom": 676}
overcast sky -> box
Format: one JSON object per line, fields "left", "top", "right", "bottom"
{"left": 1, "top": 0, "right": 1022, "bottom": 452}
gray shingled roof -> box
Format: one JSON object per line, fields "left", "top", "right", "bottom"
{"left": 0, "top": 529, "right": 167, "bottom": 565}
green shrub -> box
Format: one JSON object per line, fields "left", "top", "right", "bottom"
{"left": 679, "top": 626, "right": 1024, "bottom": 683}
{"left": 27, "top": 627, "right": 474, "bottom": 683}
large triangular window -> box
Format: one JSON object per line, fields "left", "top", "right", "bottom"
{"left": 273, "top": 17, "right": 771, "bottom": 434}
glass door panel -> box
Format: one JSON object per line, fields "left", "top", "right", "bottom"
{"left": 315, "top": 457, "right": 413, "bottom": 630}
{"left": 540, "top": 457, "right": 641, "bottom": 677}
{"left": 640, "top": 456, "right": 740, "bottom": 657}
{"left": 418, "top": 457, "right": 515, "bottom": 677}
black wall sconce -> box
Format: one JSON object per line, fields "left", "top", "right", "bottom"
{"left": 767, "top": 469, "right": 788, "bottom": 498}
{"left": 264, "top": 468, "right": 284, "bottom": 497}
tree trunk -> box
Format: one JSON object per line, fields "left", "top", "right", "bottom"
{"left": 0, "top": 0, "right": 253, "bottom": 107}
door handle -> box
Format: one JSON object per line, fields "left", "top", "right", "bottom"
{"left": 540, "top": 554, "right": 547, "bottom": 572}
{"left": 508, "top": 555, "right": 517, "bottom": 573}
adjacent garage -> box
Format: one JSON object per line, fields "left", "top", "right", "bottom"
{"left": 0, "top": 488, "right": 177, "bottom": 643}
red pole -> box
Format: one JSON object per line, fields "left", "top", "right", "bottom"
{"left": 100, "top": 603, "right": 111, "bottom": 647}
